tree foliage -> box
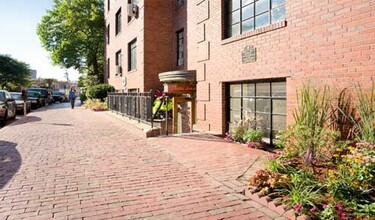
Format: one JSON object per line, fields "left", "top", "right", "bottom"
{"left": 0, "top": 54, "right": 30, "bottom": 89}
{"left": 37, "top": 0, "right": 105, "bottom": 86}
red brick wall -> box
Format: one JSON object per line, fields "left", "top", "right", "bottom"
{"left": 105, "top": 0, "right": 145, "bottom": 91}
{"left": 143, "top": 0, "right": 174, "bottom": 92}
{"left": 188, "top": 0, "right": 375, "bottom": 135}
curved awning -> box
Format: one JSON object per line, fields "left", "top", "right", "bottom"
{"left": 159, "top": 70, "right": 196, "bottom": 83}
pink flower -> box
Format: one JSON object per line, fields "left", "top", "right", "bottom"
{"left": 338, "top": 213, "right": 345, "bottom": 219}
{"left": 323, "top": 204, "right": 328, "bottom": 209}
{"left": 336, "top": 203, "right": 342, "bottom": 211}
{"left": 293, "top": 204, "right": 302, "bottom": 214}
{"left": 309, "top": 207, "right": 316, "bottom": 213}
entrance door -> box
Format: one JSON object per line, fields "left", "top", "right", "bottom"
{"left": 172, "top": 97, "right": 193, "bottom": 134}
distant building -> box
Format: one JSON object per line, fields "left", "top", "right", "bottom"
{"left": 30, "top": 70, "right": 37, "bottom": 80}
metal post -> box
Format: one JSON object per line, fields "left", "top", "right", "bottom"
{"left": 165, "top": 96, "right": 168, "bottom": 135}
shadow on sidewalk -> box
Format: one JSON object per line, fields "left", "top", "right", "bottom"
{"left": 0, "top": 141, "right": 21, "bottom": 189}
{"left": 157, "top": 133, "right": 229, "bottom": 143}
{"left": 7, "top": 116, "right": 42, "bottom": 127}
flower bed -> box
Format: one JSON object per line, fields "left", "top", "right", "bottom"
{"left": 227, "top": 83, "right": 375, "bottom": 219}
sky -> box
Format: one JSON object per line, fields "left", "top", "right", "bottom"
{"left": 0, "top": 0, "right": 80, "bottom": 81}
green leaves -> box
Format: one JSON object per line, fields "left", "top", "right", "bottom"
{"left": 0, "top": 54, "right": 31, "bottom": 89}
{"left": 37, "top": 0, "right": 104, "bottom": 84}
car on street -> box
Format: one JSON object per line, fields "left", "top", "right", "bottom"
{"left": 9, "top": 92, "right": 31, "bottom": 114}
{"left": 27, "top": 91, "right": 43, "bottom": 109}
{"left": 0, "top": 90, "right": 16, "bottom": 124}
{"left": 28, "top": 87, "right": 52, "bottom": 106}
{"left": 52, "top": 91, "right": 67, "bottom": 103}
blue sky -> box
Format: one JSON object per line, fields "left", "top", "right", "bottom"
{"left": 0, "top": 0, "right": 79, "bottom": 81}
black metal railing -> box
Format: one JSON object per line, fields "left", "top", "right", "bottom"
{"left": 108, "top": 92, "right": 154, "bottom": 127}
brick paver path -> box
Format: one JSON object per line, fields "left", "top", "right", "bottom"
{"left": 0, "top": 103, "right": 285, "bottom": 220}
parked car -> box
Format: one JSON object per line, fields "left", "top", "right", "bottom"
{"left": 52, "top": 91, "right": 67, "bottom": 103}
{"left": 28, "top": 87, "right": 52, "bottom": 105}
{"left": 0, "top": 90, "right": 16, "bottom": 124}
{"left": 27, "top": 91, "right": 43, "bottom": 109}
{"left": 9, "top": 92, "right": 31, "bottom": 114}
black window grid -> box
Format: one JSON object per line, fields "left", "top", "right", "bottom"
{"left": 226, "top": 0, "right": 286, "bottom": 38}
{"left": 228, "top": 81, "right": 286, "bottom": 143}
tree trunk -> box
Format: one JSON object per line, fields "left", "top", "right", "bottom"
{"left": 92, "top": 54, "right": 104, "bottom": 84}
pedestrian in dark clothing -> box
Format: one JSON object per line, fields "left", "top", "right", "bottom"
{"left": 21, "top": 89, "right": 28, "bottom": 115}
{"left": 69, "top": 87, "right": 76, "bottom": 109}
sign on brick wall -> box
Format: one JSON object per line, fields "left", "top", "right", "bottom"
{"left": 242, "top": 46, "right": 256, "bottom": 63}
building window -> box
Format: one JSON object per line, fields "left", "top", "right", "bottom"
{"left": 228, "top": 80, "right": 286, "bottom": 143}
{"left": 107, "top": 58, "right": 110, "bottom": 79}
{"left": 115, "top": 50, "right": 122, "bottom": 75}
{"left": 177, "top": 0, "right": 184, "bottom": 7}
{"left": 115, "top": 8, "right": 122, "bottom": 35}
{"left": 225, "top": 0, "right": 286, "bottom": 38}
{"left": 106, "top": 24, "right": 110, "bottom": 44}
{"left": 128, "top": 38, "right": 137, "bottom": 71}
{"left": 107, "top": 0, "right": 110, "bottom": 11}
{"left": 177, "top": 29, "right": 184, "bottom": 66}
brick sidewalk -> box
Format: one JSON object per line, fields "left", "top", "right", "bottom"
{"left": 0, "top": 103, "right": 286, "bottom": 220}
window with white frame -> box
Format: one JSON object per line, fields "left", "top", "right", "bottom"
{"left": 115, "top": 8, "right": 122, "bottom": 35}
{"left": 177, "top": 29, "right": 184, "bottom": 66}
{"left": 128, "top": 39, "right": 137, "bottom": 71}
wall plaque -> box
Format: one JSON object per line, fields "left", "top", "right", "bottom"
{"left": 242, "top": 46, "right": 256, "bottom": 63}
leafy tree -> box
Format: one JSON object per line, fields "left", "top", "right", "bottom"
{"left": 0, "top": 54, "right": 30, "bottom": 89}
{"left": 37, "top": 0, "right": 105, "bottom": 86}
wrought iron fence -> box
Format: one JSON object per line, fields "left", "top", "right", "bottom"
{"left": 108, "top": 92, "right": 154, "bottom": 127}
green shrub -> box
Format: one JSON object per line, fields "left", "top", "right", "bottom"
{"left": 228, "top": 118, "right": 261, "bottom": 143}
{"left": 275, "top": 83, "right": 339, "bottom": 166}
{"left": 353, "top": 82, "right": 375, "bottom": 144}
{"left": 84, "top": 98, "right": 108, "bottom": 111}
{"left": 152, "top": 98, "right": 173, "bottom": 114}
{"left": 231, "top": 125, "right": 246, "bottom": 143}
{"left": 79, "top": 92, "right": 87, "bottom": 103}
{"left": 244, "top": 129, "right": 263, "bottom": 142}
{"left": 86, "top": 84, "right": 115, "bottom": 101}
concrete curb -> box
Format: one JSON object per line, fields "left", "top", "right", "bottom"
{"left": 245, "top": 187, "right": 311, "bottom": 220}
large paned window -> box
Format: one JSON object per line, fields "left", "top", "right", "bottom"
{"left": 128, "top": 38, "right": 137, "bottom": 71}
{"left": 228, "top": 81, "right": 286, "bottom": 143}
{"left": 115, "top": 8, "right": 122, "bottom": 35}
{"left": 226, "top": 0, "right": 286, "bottom": 38}
{"left": 177, "top": 29, "right": 184, "bottom": 66}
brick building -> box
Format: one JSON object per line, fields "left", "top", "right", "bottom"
{"left": 105, "top": 0, "right": 375, "bottom": 141}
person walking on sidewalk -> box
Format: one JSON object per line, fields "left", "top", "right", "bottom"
{"left": 21, "top": 89, "right": 27, "bottom": 116}
{"left": 69, "top": 87, "right": 77, "bottom": 109}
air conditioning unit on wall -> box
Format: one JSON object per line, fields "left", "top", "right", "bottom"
{"left": 127, "top": 3, "right": 138, "bottom": 17}
{"left": 115, "top": 65, "right": 122, "bottom": 76}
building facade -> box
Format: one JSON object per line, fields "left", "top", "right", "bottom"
{"left": 105, "top": 0, "right": 375, "bottom": 140}
{"left": 105, "top": 0, "right": 188, "bottom": 93}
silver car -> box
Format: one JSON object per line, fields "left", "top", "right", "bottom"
{"left": 0, "top": 90, "right": 16, "bottom": 124}
{"left": 10, "top": 92, "right": 31, "bottom": 114}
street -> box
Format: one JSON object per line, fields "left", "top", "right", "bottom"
{"left": 0, "top": 103, "right": 284, "bottom": 220}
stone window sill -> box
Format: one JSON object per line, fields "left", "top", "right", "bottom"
{"left": 222, "top": 20, "right": 287, "bottom": 46}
